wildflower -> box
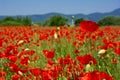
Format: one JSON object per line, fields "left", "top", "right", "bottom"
{"left": 18, "top": 71, "right": 23, "bottom": 76}
{"left": 17, "top": 40, "right": 24, "bottom": 45}
{"left": 42, "top": 50, "right": 55, "bottom": 59}
{"left": 79, "top": 20, "right": 98, "bottom": 32}
{"left": 20, "top": 56, "right": 29, "bottom": 66}
{"left": 111, "top": 58, "right": 118, "bottom": 64}
{"left": 98, "top": 49, "right": 106, "bottom": 55}
{"left": 30, "top": 68, "right": 42, "bottom": 77}
{"left": 57, "top": 27, "right": 60, "bottom": 31}
{"left": 0, "top": 52, "right": 5, "bottom": 58}
{"left": 47, "top": 60, "right": 54, "bottom": 66}
{"left": 54, "top": 32, "right": 58, "bottom": 39}
{"left": 85, "top": 64, "right": 91, "bottom": 72}
{"left": 98, "top": 49, "right": 108, "bottom": 58}
{"left": 12, "top": 74, "right": 21, "bottom": 80}
{"left": 8, "top": 55, "right": 17, "bottom": 63}
{"left": 0, "top": 71, "right": 6, "bottom": 77}
{"left": 78, "top": 70, "right": 113, "bottom": 80}
{"left": 74, "top": 49, "right": 79, "bottom": 54}
{"left": 7, "top": 63, "right": 21, "bottom": 73}
{"left": 114, "top": 48, "right": 120, "bottom": 56}
{"left": 76, "top": 53, "right": 97, "bottom": 65}
{"left": 24, "top": 48, "right": 30, "bottom": 51}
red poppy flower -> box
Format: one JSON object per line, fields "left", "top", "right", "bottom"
{"left": 99, "top": 72, "right": 114, "bottom": 80}
{"left": 78, "top": 63, "right": 84, "bottom": 70}
{"left": 74, "top": 49, "right": 79, "bottom": 54}
{"left": 79, "top": 71, "right": 113, "bottom": 80}
{"left": 30, "top": 68, "right": 42, "bottom": 76}
{"left": 58, "top": 58, "right": 64, "bottom": 65}
{"left": 79, "top": 20, "right": 98, "bottom": 32}
{"left": 26, "top": 50, "right": 35, "bottom": 56}
{"left": 0, "top": 52, "right": 5, "bottom": 58}
{"left": 41, "top": 70, "right": 52, "bottom": 80}
{"left": 42, "top": 50, "right": 55, "bottom": 59}
{"left": 111, "top": 58, "right": 118, "bottom": 64}
{"left": 4, "top": 45, "right": 18, "bottom": 57}
{"left": 0, "top": 71, "right": 6, "bottom": 77}
{"left": 20, "top": 57, "right": 29, "bottom": 66}
{"left": 76, "top": 53, "right": 97, "bottom": 65}
{"left": 7, "top": 63, "right": 21, "bottom": 73}
{"left": 8, "top": 55, "right": 17, "bottom": 63}
{"left": 12, "top": 74, "right": 21, "bottom": 80}
{"left": 63, "top": 55, "right": 72, "bottom": 65}
{"left": 47, "top": 60, "right": 54, "bottom": 65}
{"left": 79, "top": 72, "right": 91, "bottom": 80}
{"left": 0, "top": 39, "right": 3, "bottom": 47}
{"left": 114, "top": 48, "right": 120, "bottom": 56}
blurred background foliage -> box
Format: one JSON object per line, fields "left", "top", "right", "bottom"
{"left": 0, "top": 15, "right": 120, "bottom": 27}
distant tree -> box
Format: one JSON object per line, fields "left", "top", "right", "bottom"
{"left": 16, "top": 16, "right": 23, "bottom": 23}
{"left": 0, "top": 20, "right": 2, "bottom": 26}
{"left": 0, "top": 20, "right": 1, "bottom": 24}
{"left": 1, "top": 16, "right": 23, "bottom": 26}
{"left": 3, "top": 16, "right": 15, "bottom": 22}
{"left": 43, "top": 15, "right": 69, "bottom": 26}
{"left": 75, "top": 18, "right": 84, "bottom": 26}
{"left": 98, "top": 16, "right": 120, "bottom": 26}
{"left": 1, "top": 16, "right": 33, "bottom": 26}
{"left": 1, "top": 21, "right": 23, "bottom": 26}
{"left": 23, "top": 16, "right": 32, "bottom": 26}
{"left": 43, "top": 19, "right": 50, "bottom": 26}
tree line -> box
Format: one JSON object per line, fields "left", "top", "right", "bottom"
{"left": 0, "top": 16, "right": 32, "bottom": 26}
{"left": 0, "top": 15, "right": 120, "bottom": 26}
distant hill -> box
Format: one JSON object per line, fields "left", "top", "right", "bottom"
{"left": 0, "top": 8, "right": 120, "bottom": 23}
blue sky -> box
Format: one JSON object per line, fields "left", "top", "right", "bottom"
{"left": 0, "top": 0, "right": 120, "bottom": 15}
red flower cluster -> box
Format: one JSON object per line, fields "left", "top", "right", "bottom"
{"left": 79, "top": 70, "right": 113, "bottom": 80}
{"left": 76, "top": 53, "right": 97, "bottom": 65}
{"left": 20, "top": 56, "right": 29, "bottom": 66}
{"left": 79, "top": 20, "right": 99, "bottom": 32}
{"left": 30, "top": 68, "right": 42, "bottom": 76}
{"left": 0, "top": 71, "right": 6, "bottom": 80}
{"left": 0, "top": 26, "right": 120, "bottom": 79}
{"left": 42, "top": 49, "right": 55, "bottom": 59}
{"left": 114, "top": 48, "right": 120, "bottom": 56}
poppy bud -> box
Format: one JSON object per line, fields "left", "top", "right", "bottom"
{"left": 18, "top": 71, "right": 23, "bottom": 76}
{"left": 98, "top": 49, "right": 106, "bottom": 55}
{"left": 54, "top": 32, "right": 58, "bottom": 39}
{"left": 17, "top": 40, "right": 24, "bottom": 45}
{"left": 24, "top": 48, "right": 30, "bottom": 51}
{"left": 85, "top": 64, "right": 91, "bottom": 72}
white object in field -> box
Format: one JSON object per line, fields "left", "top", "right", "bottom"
{"left": 54, "top": 32, "right": 58, "bottom": 39}
{"left": 18, "top": 71, "right": 23, "bottom": 76}
{"left": 98, "top": 49, "right": 106, "bottom": 55}
{"left": 24, "top": 48, "right": 30, "bottom": 51}
{"left": 85, "top": 64, "right": 91, "bottom": 72}
{"left": 17, "top": 40, "right": 24, "bottom": 45}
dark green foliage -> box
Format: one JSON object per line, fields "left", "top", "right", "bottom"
{"left": 0, "top": 20, "right": 1, "bottom": 24}
{"left": 75, "top": 18, "right": 84, "bottom": 26}
{"left": 3, "top": 16, "right": 15, "bottom": 22}
{"left": 43, "top": 15, "right": 69, "bottom": 26}
{"left": 16, "top": 16, "right": 23, "bottom": 23}
{"left": 1, "top": 21, "right": 23, "bottom": 26}
{"left": 1, "top": 16, "right": 32, "bottom": 26}
{"left": 98, "top": 16, "right": 120, "bottom": 26}
{"left": 23, "top": 16, "right": 32, "bottom": 26}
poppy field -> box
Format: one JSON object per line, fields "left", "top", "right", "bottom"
{"left": 0, "top": 22, "right": 120, "bottom": 80}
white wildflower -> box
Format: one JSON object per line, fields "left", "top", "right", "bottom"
{"left": 17, "top": 40, "right": 24, "bottom": 45}
{"left": 98, "top": 49, "right": 106, "bottom": 55}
